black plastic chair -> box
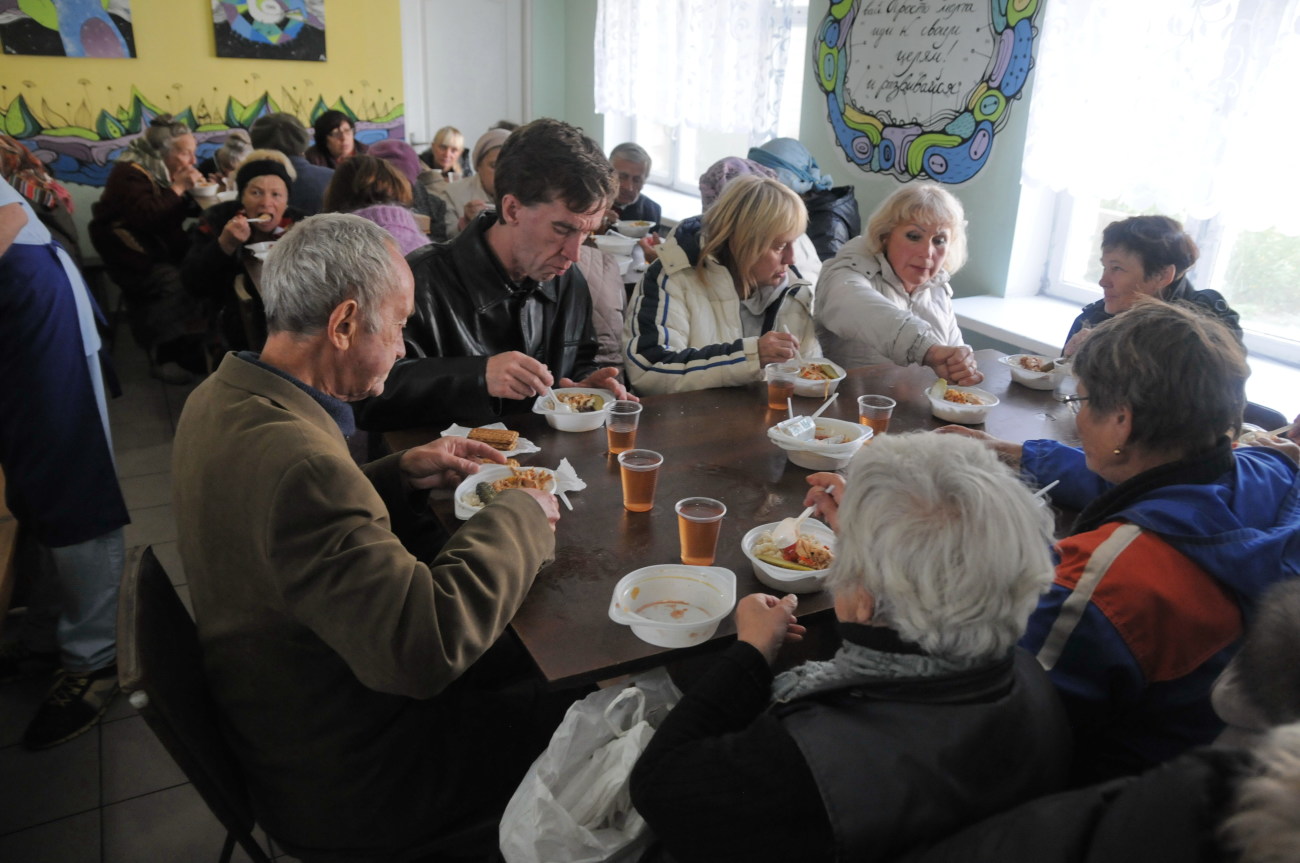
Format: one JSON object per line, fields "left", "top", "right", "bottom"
{"left": 117, "top": 546, "right": 274, "bottom": 863}
{"left": 1244, "top": 401, "right": 1289, "bottom": 432}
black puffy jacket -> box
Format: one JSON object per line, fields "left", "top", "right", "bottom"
{"left": 804, "top": 185, "right": 861, "bottom": 261}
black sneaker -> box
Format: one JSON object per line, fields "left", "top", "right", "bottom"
{"left": 0, "top": 640, "right": 59, "bottom": 684}
{"left": 22, "top": 665, "right": 120, "bottom": 750}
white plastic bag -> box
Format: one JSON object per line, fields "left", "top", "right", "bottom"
{"left": 500, "top": 668, "right": 681, "bottom": 863}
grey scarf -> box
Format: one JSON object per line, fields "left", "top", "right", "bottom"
{"left": 772, "top": 635, "right": 980, "bottom": 703}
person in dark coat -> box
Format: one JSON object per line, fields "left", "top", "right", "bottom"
{"left": 249, "top": 112, "right": 333, "bottom": 216}
{"left": 355, "top": 118, "right": 633, "bottom": 431}
{"left": 629, "top": 433, "right": 1072, "bottom": 863}
{"left": 1062, "top": 214, "right": 1240, "bottom": 357}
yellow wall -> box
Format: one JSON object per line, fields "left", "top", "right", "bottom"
{"left": 0, "top": 0, "right": 403, "bottom": 183}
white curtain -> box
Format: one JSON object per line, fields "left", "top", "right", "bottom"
{"left": 594, "top": 0, "right": 795, "bottom": 140}
{"left": 1022, "top": 0, "right": 1300, "bottom": 232}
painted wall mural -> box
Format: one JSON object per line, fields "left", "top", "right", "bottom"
{"left": 814, "top": 0, "right": 1042, "bottom": 183}
{"left": 0, "top": 0, "right": 136, "bottom": 58}
{"left": 0, "top": 79, "right": 403, "bottom": 186}
{"left": 213, "top": 0, "right": 326, "bottom": 62}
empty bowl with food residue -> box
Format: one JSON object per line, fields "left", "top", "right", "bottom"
{"left": 614, "top": 219, "right": 654, "bottom": 238}
{"left": 768, "top": 416, "right": 871, "bottom": 471}
{"left": 608, "top": 565, "right": 736, "bottom": 647}
{"left": 997, "top": 354, "right": 1064, "bottom": 391}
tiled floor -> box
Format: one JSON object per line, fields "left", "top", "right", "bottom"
{"left": 0, "top": 334, "right": 291, "bottom": 862}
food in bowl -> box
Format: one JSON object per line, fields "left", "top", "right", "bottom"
{"left": 192, "top": 182, "right": 219, "bottom": 197}
{"left": 927, "top": 380, "right": 999, "bottom": 424}
{"left": 533, "top": 387, "right": 612, "bottom": 432}
{"left": 752, "top": 529, "right": 834, "bottom": 571}
{"left": 768, "top": 416, "right": 871, "bottom": 471}
{"left": 552, "top": 392, "right": 605, "bottom": 413}
{"left": 791, "top": 358, "right": 846, "bottom": 398}
{"left": 614, "top": 219, "right": 654, "bottom": 238}
{"left": 458, "top": 465, "right": 555, "bottom": 511}
{"left": 742, "top": 520, "right": 836, "bottom": 593}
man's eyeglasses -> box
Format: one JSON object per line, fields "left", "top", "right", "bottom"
{"left": 1062, "top": 395, "right": 1090, "bottom": 415}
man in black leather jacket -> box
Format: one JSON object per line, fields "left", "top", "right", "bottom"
{"left": 356, "top": 119, "right": 633, "bottom": 431}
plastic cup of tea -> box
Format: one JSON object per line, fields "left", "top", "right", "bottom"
{"left": 857, "top": 395, "right": 896, "bottom": 437}
{"left": 617, "top": 449, "right": 662, "bottom": 512}
{"left": 766, "top": 362, "right": 800, "bottom": 411}
{"left": 676, "top": 497, "right": 727, "bottom": 566}
{"left": 607, "top": 400, "right": 643, "bottom": 454}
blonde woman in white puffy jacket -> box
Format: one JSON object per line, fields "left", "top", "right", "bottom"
{"left": 814, "top": 183, "right": 983, "bottom": 385}
{"left": 623, "top": 176, "right": 819, "bottom": 395}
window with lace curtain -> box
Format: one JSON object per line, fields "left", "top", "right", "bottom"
{"left": 1023, "top": 0, "right": 1300, "bottom": 365}
{"left": 594, "top": 0, "right": 808, "bottom": 196}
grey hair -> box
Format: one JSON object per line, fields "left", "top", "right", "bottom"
{"left": 827, "top": 433, "right": 1056, "bottom": 662}
{"left": 610, "top": 141, "right": 652, "bottom": 172}
{"left": 261, "top": 214, "right": 400, "bottom": 336}
{"left": 1221, "top": 722, "right": 1300, "bottom": 862}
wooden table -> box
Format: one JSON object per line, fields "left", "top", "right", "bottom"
{"left": 387, "top": 350, "right": 1079, "bottom": 687}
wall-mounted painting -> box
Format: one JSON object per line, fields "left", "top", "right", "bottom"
{"left": 0, "top": 0, "right": 136, "bottom": 58}
{"left": 213, "top": 0, "right": 325, "bottom": 62}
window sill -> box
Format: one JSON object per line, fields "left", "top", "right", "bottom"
{"left": 642, "top": 182, "right": 700, "bottom": 229}
{"left": 954, "top": 295, "right": 1300, "bottom": 419}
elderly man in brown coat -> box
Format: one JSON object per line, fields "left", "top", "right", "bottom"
{"left": 172, "top": 213, "right": 566, "bottom": 862}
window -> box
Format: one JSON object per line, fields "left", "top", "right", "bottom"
{"left": 596, "top": 0, "right": 808, "bottom": 197}
{"left": 1023, "top": 0, "right": 1300, "bottom": 365}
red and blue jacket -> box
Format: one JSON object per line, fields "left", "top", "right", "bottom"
{"left": 1019, "top": 438, "right": 1300, "bottom": 784}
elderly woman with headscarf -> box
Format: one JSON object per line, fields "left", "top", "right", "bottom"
{"left": 629, "top": 432, "right": 1071, "bottom": 863}
{"left": 182, "top": 159, "right": 303, "bottom": 350}
{"left": 1062, "top": 214, "right": 1241, "bottom": 357}
{"left": 623, "top": 175, "right": 817, "bottom": 395}
{"left": 814, "top": 182, "right": 983, "bottom": 385}
{"left": 940, "top": 300, "right": 1300, "bottom": 784}
{"left": 438, "top": 127, "right": 509, "bottom": 237}
{"left": 304, "top": 110, "right": 367, "bottom": 169}
{"left": 749, "top": 137, "right": 861, "bottom": 260}
{"left": 89, "top": 115, "right": 209, "bottom": 381}
{"left": 368, "top": 138, "right": 449, "bottom": 244}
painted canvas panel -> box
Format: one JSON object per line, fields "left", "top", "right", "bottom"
{"left": 0, "top": 0, "right": 136, "bottom": 58}
{"left": 213, "top": 0, "right": 326, "bottom": 62}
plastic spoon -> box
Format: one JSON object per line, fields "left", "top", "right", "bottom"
{"left": 782, "top": 325, "right": 804, "bottom": 365}
{"left": 771, "top": 503, "right": 816, "bottom": 550}
{"left": 542, "top": 387, "right": 572, "bottom": 413}
{"left": 810, "top": 393, "right": 838, "bottom": 419}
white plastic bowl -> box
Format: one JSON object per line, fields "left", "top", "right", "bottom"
{"left": 614, "top": 219, "right": 654, "bottom": 238}
{"left": 791, "top": 359, "right": 847, "bottom": 398}
{"left": 594, "top": 234, "right": 639, "bottom": 256}
{"left": 245, "top": 241, "right": 275, "bottom": 256}
{"left": 191, "top": 182, "right": 219, "bottom": 197}
{"left": 216, "top": 189, "right": 238, "bottom": 203}
{"left": 928, "top": 385, "right": 999, "bottom": 424}
{"left": 531, "top": 387, "right": 611, "bottom": 432}
{"left": 453, "top": 464, "right": 556, "bottom": 519}
{"left": 998, "top": 354, "right": 1062, "bottom": 391}
{"left": 767, "top": 416, "right": 871, "bottom": 471}
{"left": 742, "top": 520, "right": 836, "bottom": 594}
{"left": 608, "top": 565, "right": 736, "bottom": 647}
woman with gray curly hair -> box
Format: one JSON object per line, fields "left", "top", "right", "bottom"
{"left": 943, "top": 299, "right": 1300, "bottom": 785}
{"left": 629, "top": 432, "right": 1071, "bottom": 863}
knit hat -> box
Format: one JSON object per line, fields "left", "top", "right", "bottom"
{"left": 368, "top": 139, "right": 423, "bottom": 185}
{"left": 472, "top": 128, "right": 510, "bottom": 170}
{"left": 249, "top": 113, "right": 311, "bottom": 156}
{"left": 235, "top": 159, "right": 294, "bottom": 196}
{"left": 699, "top": 157, "right": 777, "bottom": 210}
{"left": 747, "top": 138, "right": 833, "bottom": 195}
